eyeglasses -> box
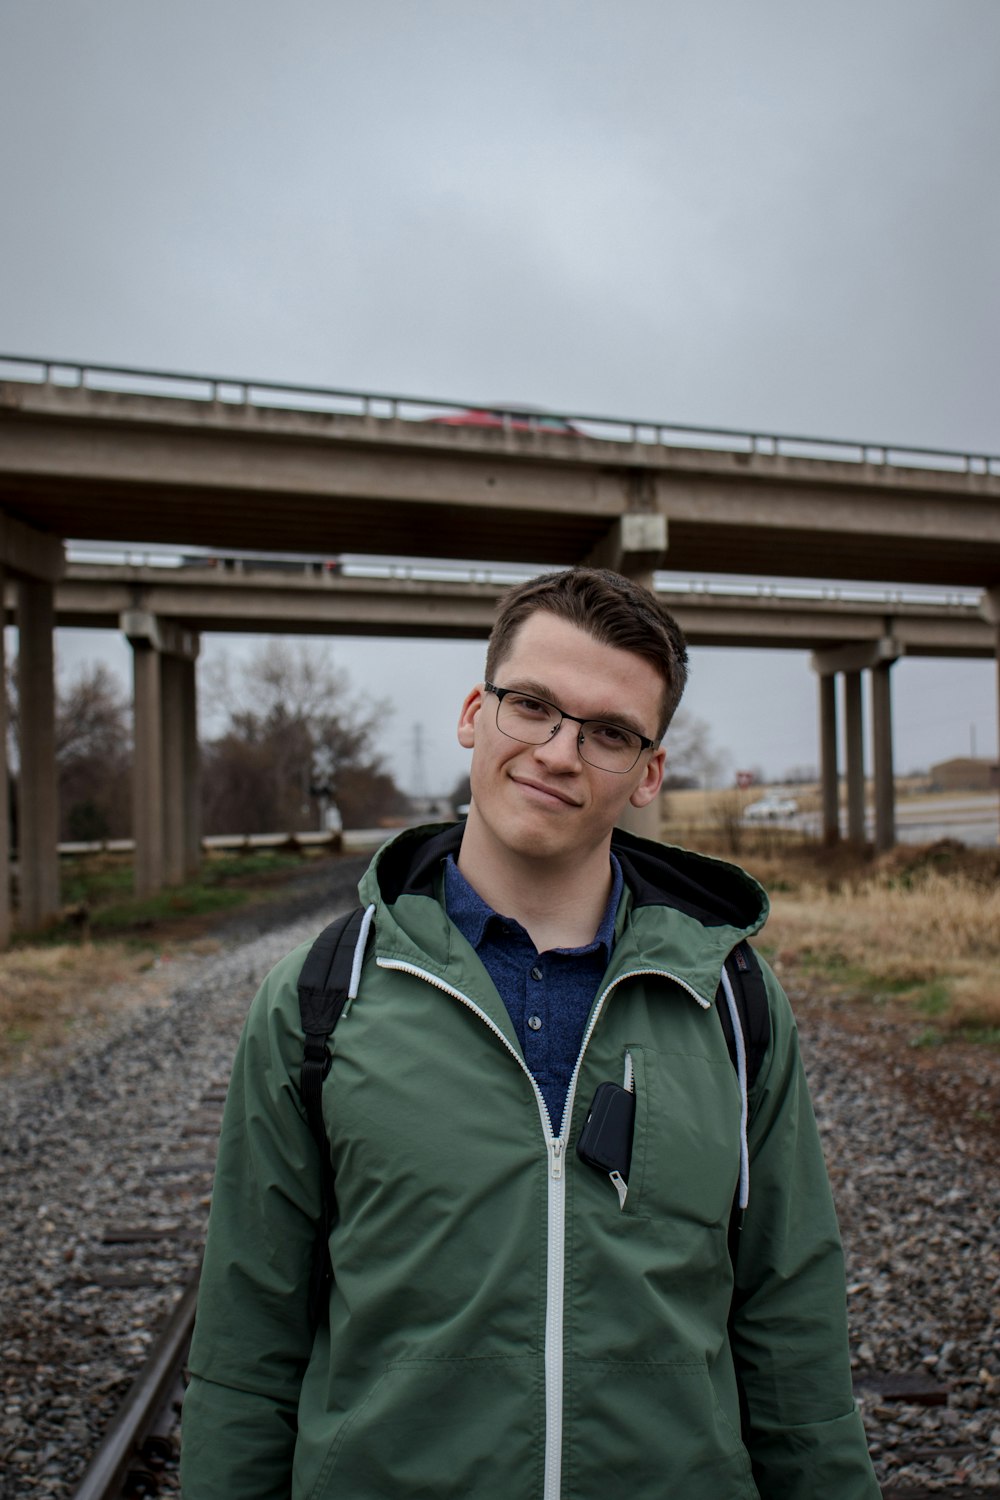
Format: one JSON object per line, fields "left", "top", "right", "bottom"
{"left": 485, "top": 682, "right": 657, "bottom": 773}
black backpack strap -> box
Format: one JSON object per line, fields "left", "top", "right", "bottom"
{"left": 297, "top": 905, "right": 370, "bottom": 1324}
{"left": 716, "top": 940, "right": 770, "bottom": 1093}
{"left": 717, "top": 939, "right": 771, "bottom": 1444}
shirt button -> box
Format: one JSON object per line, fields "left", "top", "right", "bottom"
{"left": 527, "top": 1014, "right": 543, "bottom": 1031}
{"left": 530, "top": 965, "right": 543, "bottom": 981}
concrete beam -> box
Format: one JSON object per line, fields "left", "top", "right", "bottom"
{"left": 16, "top": 578, "right": 60, "bottom": 927}
{"left": 121, "top": 610, "right": 199, "bottom": 659}
{"left": 44, "top": 568, "right": 995, "bottom": 655}
{"left": 811, "top": 637, "right": 904, "bottom": 677}
{"left": 0, "top": 510, "right": 64, "bottom": 582}
{"left": 586, "top": 513, "right": 669, "bottom": 580}
{"left": 4, "top": 380, "right": 1000, "bottom": 582}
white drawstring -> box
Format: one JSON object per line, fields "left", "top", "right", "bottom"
{"left": 348, "top": 903, "right": 377, "bottom": 999}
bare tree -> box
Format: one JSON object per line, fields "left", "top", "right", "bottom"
{"left": 56, "top": 663, "right": 132, "bottom": 841}
{"left": 200, "top": 641, "right": 406, "bottom": 834}
{"left": 7, "top": 660, "right": 132, "bottom": 842}
{"left": 662, "top": 710, "right": 730, "bottom": 789}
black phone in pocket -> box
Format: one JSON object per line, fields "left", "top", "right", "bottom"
{"left": 576, "top": 1081, "right": 635, "bottom": 1180}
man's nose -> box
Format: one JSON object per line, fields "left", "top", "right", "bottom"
{"left": 533, "top": 717, "right": 584, "bottom": 769}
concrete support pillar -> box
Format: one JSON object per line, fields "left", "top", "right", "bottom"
{"left": 181, "top": 656, "right": 201, "bottom": 876}
{"left": 599, "top": 515, "right": 669, "bottom": 844}
{"left": 812, "top": 639, "right": 903, "bottom": 852}
{"left": 843, "top": 670, "right": 866, "bottom": 843}
{"left": 617, "top": 797, "right": 662, "bottom": 841}
{"left": 818, "top": 671, "right": 839, "bottom": 845}
{"left": 161, "top": 654, "right": 186, "bottom": 886}
{"left": 132, "top": 642, "right": 164, "bottom": 898}
{"left": 871, "top": 662, "right": 896, "bottom": 853}
{"left": 0, "top": 565, "right": 8, "bottom": 948}
{"left": 125, "top": 612, "right": 200, "bottom": 895}
{"left": 16, "top": 579, "right": 60, "bottom": 928}
{"left": 987, "top": 590, "right": 1000, "bottom": 844}
{"left": 0, "top": 514, "right": 64, "bottom": 943}
{"left": 160, "top": 654, "right": 201, "bottom": 883}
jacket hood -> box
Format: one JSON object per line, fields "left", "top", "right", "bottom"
{"left": 360, "top": 821, "right": 768, "bottom": 943}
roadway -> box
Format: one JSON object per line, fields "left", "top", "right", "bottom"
{"left": 770, "top": 794, "right": 1000, "bottom": 848}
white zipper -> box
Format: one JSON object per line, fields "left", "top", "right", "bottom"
{"left": 378, "top": 958, "right": 566, "bottom": 1495}
{"left": 379, "top": 956, "right": 711, "bottom": 1500}
{"left": 544, "top": 1137, "right": 565, "bottom": 1500}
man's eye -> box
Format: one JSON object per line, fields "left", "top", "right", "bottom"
{"left": 589, "top": 722, "right": 634, "bottom": 746}
{"left": 510, "top": 695, "right": 550, "bottom": 716}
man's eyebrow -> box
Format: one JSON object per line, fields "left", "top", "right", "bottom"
{"left": 499, "top": 678, "right": 650, "bottom": 738}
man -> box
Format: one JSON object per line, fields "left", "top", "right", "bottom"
{"left": 181, "top": 567, "right": 879, "bottom": 1499}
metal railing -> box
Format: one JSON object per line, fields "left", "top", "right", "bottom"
{"left": 64, "top": 541, "right": 986, "bottom": 611}
{"left": 3, "top": 353, "right": 998, "bottom": 476}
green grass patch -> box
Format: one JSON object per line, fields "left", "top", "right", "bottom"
{"left": 955, "top": 1025, "right": 1000, "bottom": 1048}
{"left": 15, "top": 850, "right": 316, "bottom": 948}
{"left": 909, "top": 1026, "right": 945, "bottom": 1049}
{"left": 200, "top": 851, "right": 306, "bottom": 882}
{"left": 88, "top": 883, "right": 249, "bottom": 933}
{"left": 912, "top": 980, "right": 951, "bottom": 1017}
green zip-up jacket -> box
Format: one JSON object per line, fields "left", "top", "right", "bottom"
{"left": 181, "top": 824, "right": 879, "bottom": 1499}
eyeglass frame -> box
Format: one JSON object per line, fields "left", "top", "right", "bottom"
{"left": 483, "top": 681, "right": 659, "bottom": 773}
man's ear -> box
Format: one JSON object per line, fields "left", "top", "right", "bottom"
{"left": 629, "top": 746, "right": 665, "bottom": 809}
{"left": 457, "top": 684, "right": 484, "bottom": 749}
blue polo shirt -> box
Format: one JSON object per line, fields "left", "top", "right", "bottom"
{"left": 443, "top": 854, "right": 623, "bottom": 1136}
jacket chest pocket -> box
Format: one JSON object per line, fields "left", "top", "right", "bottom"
{"left": 621, "top": 1043, "right": 740, "bottom": 1226}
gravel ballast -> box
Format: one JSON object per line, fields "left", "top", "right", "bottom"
{"left": 1, "top": 880, "right": 997, "bottom": 1498}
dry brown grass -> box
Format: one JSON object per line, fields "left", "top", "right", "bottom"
{"left": 0, "top": 938, "right": 220, "bottom": 1075}
{"left": 758, "top": 869, "right": 1000, "bottom": 1033}
{"left": 658, "top": 792, "right": 1000, "bottom": 1037}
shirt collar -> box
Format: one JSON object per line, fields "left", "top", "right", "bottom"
{"left": 444, "top": 851, "right": 622, "bottom": 960}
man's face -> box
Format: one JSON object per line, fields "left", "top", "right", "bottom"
{"left": 457, "top": 612, "right": 666, "bottom": 868}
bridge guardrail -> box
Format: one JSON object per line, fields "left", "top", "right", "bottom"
{"left": 2, "top": 353, "right": 997, "bottom": 477}
{"left": 62, "top": 543, "right": 986, "bottom": 611}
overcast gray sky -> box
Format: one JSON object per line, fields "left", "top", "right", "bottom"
{"left": 2, "top": 0, "right": 998, "bottom": 794}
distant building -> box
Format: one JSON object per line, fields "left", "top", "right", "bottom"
{"left": 928, "top": 757, "right": 1000, "bottom": 793}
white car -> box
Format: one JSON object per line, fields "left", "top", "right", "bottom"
{"left": 743, "top": 794, "right": 798, "bottom": 823}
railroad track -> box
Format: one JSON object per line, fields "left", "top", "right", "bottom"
{"left": 70, "top": 1254, "right": 1000, "bottom": 1499}
{"left": 69, "top": 1271, "right": 196, "bottom": 1500}
{"left": 74, "top": 1318, "right": 1000, "bottom": 1500}
{"left": 67, "top": 1082, "right": 230, "bottom": 1500}
{"left": 59, "top": 1028, "right": 996, "bottom": 1499}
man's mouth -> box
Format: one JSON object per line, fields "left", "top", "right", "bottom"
{"left": 510, "top": 776, "right": 580, "bottom": 808}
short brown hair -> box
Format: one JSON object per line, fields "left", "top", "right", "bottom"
{"left": 485, "top": 567, "right": 689, "bottom": 738}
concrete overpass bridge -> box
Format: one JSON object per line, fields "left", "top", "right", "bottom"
{"left": 40, "top": 557, "right": 996, "bottom": 654}
{"left": 1, "top": 355, "right": 999, "bottom": 942}
{"left": 2, "top": 356, "right": 1000, "bottom": 586}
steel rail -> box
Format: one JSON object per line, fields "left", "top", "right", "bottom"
{"left": 1, "top": 352, "right": 997, "bottom": 473}
{"left": 70, "top": 1267, "right": 200, "bottom": 1500}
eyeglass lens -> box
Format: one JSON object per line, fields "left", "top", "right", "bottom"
{"left": 496, "top": 692, "right": 642, "bottom": 771}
